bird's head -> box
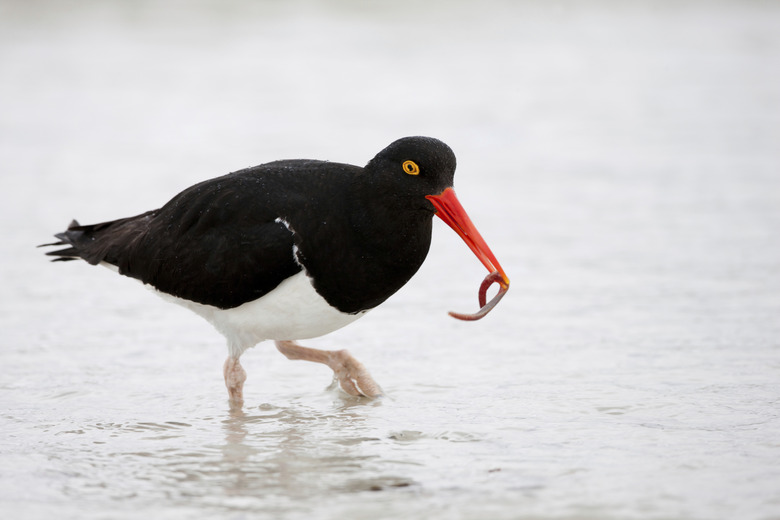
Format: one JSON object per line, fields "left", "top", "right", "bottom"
{"left": 367, "top": 136, "right": 510, "bottom": 320}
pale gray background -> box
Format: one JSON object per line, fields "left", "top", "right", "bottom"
{"left": 1, "top": 1, "right": 779, "bottom": 519}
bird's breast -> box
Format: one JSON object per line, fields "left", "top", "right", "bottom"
{"left": 154, "top": 270, "right": 367, "bottom": 355}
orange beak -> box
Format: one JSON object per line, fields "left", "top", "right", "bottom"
{"left": 426, "top": 187, "right": 510, "bottom": 320}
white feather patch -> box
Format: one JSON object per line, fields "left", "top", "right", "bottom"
{"left": 154, "top": 271, "right": 367, "bottom": 357}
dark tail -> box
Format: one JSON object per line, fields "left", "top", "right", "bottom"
{"left": 39, "top": 219, "right": 84, "bottom": 262}
{"left": 40, "top": 211, "right": 157, "bottom": 266}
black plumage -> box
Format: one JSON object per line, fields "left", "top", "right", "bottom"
{"left": 46, "top": 136, "right": 456, "bottom": 313}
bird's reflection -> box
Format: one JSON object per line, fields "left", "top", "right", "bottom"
{"left": 221, "top": 405, "right": 252, "bottom": 458}
{"left": 215, "top": 392, "right": 382, "bottom": 499}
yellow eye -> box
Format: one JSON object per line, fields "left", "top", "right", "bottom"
{"left": 402, "top": 160, "right": 420, "bottom": 175}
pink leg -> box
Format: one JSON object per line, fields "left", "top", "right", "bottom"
{"left": 275, "top": 340, "right": 383, "bottom": 397}
{"left": 223, "top": 356, "right": 247, "bottom": 406}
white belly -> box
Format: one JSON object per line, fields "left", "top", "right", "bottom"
{"left": 153, "top": 271, "right": 367, "bottom": 356}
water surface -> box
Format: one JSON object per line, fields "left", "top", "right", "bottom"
{"left": 1, "top": 1, "right": 779, "bottom": 519}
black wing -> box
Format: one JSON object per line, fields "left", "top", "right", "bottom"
{"left": 45, "top": 170, "right": 303, "bottom": 309}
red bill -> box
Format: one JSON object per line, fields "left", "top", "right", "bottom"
{"left": 426, "top": 187, "right": 509, "bottom": 321}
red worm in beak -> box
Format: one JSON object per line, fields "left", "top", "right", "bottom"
{"left": 426, "top": 188, "right": 509, "bottom": 321}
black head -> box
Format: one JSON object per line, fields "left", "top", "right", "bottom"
{"left": 364, "top": 136, "right": 457, "bottom": 210}
{"left": 364, "top": 136, "right": 510, "bottom": 321}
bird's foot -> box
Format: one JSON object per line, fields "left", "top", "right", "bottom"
{"left": 328, "top": 349, "right": 383, "bottom": 398}
{"left": 223, "top": 356, "right": 247, "bottom": 406}
{"left": 275, "top": 341, "right": 383, "bottom": 398}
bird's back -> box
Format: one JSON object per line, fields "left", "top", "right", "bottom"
{"left": 47, "top": 159, "right": 419, "bottom": 312}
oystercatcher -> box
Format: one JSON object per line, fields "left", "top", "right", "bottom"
{"left": 43, "top": 136, "right": 509, "bottom": 405}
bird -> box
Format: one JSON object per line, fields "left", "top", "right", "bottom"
{"left": 43, "top": 136, "right": 509, "bottom": 406}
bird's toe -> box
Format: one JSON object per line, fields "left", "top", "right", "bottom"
{"left": 332, "top": 350, "right": 383, "bottom": 398}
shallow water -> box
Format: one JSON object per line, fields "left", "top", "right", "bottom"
{"left": 2, "top": 1, "right": 780, "bottom": 519}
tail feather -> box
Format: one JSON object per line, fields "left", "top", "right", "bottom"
{"left": 41, "top": 212, "right": 157, "bottom": 266}
{"left": 46, "top": 249, "right": 81, "bottom": 261}
{"left": 38, "top": 220, "right": 82, "bottom": 260}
